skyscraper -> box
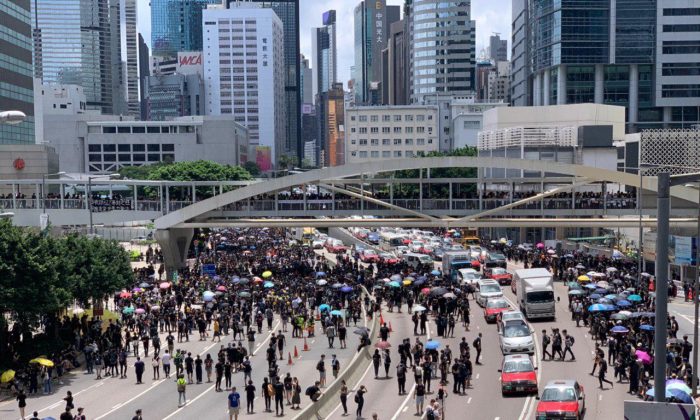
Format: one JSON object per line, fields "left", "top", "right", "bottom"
{"left": 0, "top": 0, "right": 34, "bottom": 145}
{"left": 124, "top": 0, "right": 141, "bottom": 117}
{"left": 151, "top": 0, "right": 221, "bottom": 58}
{"left": 514, "top": 0, "right": 700, "bottom": 131}
{"left": 353, "top": 1, "right": 400, "bottom": 105}
{"left": 229, "top": 0, "right": 302, "bottom": 165}
{"left": 384, "top": 19, "right": 408, "bottom": 105}
{"left": 311, "top": 10, "right": 337, "bottom": 98}
{"left": 409, "top": 0, "right": 476, "bottom": 103}
{"left": 300, "top": 55, "right": 313, "bottom": 105}
{"left": 488, "top": 34, "right": 508, "bottom": 62}
{"left": 203, "top": 6, "right": 285, "bottom": 170}
{"left": 316, "top": 83, "right": 345, "bottom": 167}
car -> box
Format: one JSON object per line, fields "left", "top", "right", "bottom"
{"left": 418, "top": 245, "right": 434, "bottom": 255}
{"left": 324, "top": 238, "right": 347, "bottom": 254}
{"left": 485, "top": 252, "right": 508, "bottom": 268}
{"left": 485, "top": 267, "right": 513, "bottom": 285}
{"left": 360, "top": 249, "right": 380, "bottom": 263}
{"left": 476, "top": 279, "right": 503, "bottom": 306}
{"left": 484, "top": 297, "right": 510, "bottom": 322}
{"left": 468, "top": 246, "right": 482, "bottom": 260}
{"left": 501, "top": 310, "right": 526, "bottom": 323}
{"left": 395, "top": 246, "right": 409, "bottom": 255}
{"left": 536, "top": 380, "right": 586, "bottom": 420}
{"left": 379, "top": 252, "right": 400, "bottom": 264}
{"left": 312, "top": 238, "right": 326, "bottom": 249}
{"left": 469, "top": 255, "right": 481, "bottom": 271}
{"left": 499, "top": 354, "right": 538, "bottom": 395}
{"left": 431, "top": 247, "right": 445, "bottom": 261}
{"left": 409, "top": 241, "right": 425, "bottom": 253}
{"left": 499, "top": 320, "right": 535, "bottom": 354}
{"left": 402, "top": 252, "right": 434, "bottom": 269}
{"left": 457, "top": 268, "right": 481, "bottom": 285}
{"left": 367, "top": 232, "right": 380, "bottom": 244}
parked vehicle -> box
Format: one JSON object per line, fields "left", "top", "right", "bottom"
{"left": 402, "top": 252, "right": 433, "bottom": 269}
{"left": 483, "top": 297, "right": 510, "bottom": 322}
{"left": 485, "top": 267, "right": 513, "bottom": 285}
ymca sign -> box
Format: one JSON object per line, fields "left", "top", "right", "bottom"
{"left": 177, "top": 51, "right": 203, "bottom": 75}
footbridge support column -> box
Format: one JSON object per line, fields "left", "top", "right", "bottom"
{"left": 155, "top": 228, "right": 194, "bottom": 282}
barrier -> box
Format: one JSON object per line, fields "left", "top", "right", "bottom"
{"left": 293, "top": 286, "right": 378, "bottom": 420}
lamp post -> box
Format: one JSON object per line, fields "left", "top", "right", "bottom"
{"left": 87, "top": 173, "right": 119, "bottom": 235}
{"left": 41, "top": 172, "right": 66, "bottom": 213}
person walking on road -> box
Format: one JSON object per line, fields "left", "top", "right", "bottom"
{"left": 317, "top": 354, "right": 327, "bottom": 387}
{"left": 245, "top": 380, "right": 256, "bottom": 413}
{"left": 541, "top": 330, "right": 553, "bottom": 360}
{"left": 262, "top": 377, "right": 273, "bottom": 412}
{"left": 340, "top": 380, "right": 349, "bottom": 416}
{"left": 291, "top": 377, "right": 301, "bottom": 410}
{"left": 598, "top": 359, "right": 614, "bottom": 389}
{"left": 355, "top": 385, "right": 367, "bottom": 420}
{"left": 152, "top": 354, "right": 160, "bottom": 380}
{"left": 161, "top": 350, "right": 171, "bottom": 378}
{"left": 228, "top": 386, "right": 241, "bottom": 420}
{"left": 274, "top": 376, "right": 285, "bottom": 416}
{"left": 473, "top": 333, "right": 482, "bottom": 364}
{"left": 397, "top": 362, "right": 407, "bottom": 395}
{"left": 372, "top": 350, "right": 381, "bottom": 378}
{"left": 16, "top": 388, "right": 27, "bottom": 419}
{"left": 414, "top": 382, "right": 426, "bottom": 415}
{"left": 176, "top": 373, "right": 187, "bottom": 406}
{"left": 332, "top": 354, "right": 341, "bottom": 380}
{"left": 134, "top": 356, "right": 145, "bottom": 384}
{"left": 562, "top": 330, "right": 576, "bottom": 361}
{"left": 383, "top": 349, "right": 392, "bottom": 378}
{"left": 131, "top": 409, "right": 143, "bottom": 420}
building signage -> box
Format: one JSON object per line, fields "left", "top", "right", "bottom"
{"left": 13, "top": 158, "right": 25, "bottom": 170}
{"left": 177, "top": 51, "right": 203, "bottom": 75}
{"left": 672, "top": 235, "right": 695, "bottom": 265}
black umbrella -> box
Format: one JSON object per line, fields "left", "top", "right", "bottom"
{"left": 430, "top": 287, "right": 448, "bottom": 297}
{"left": 354, "top": 327, "right": 370, "bottom": 336}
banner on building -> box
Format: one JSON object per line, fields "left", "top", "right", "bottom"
{"left": 177, "top": 51, "right": 203, "bottom": 75}
{"left": 256, "top": 146, "right": 272, "bottom": 172}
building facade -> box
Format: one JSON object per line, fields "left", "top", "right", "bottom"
{"left": 384, "top": 19, "right": 409, "bottom": 105}
{"left": 0, "top": 0, "right": 35, "bottom": 145}
{"left": 316, "top": 83, "right": 345, "bottom": 166}
{"left": 488, "top": 34, "right": 508, "bottom": 62}
{"left": 151, "top": 0, "right": 220, "bottom": 58}
{"left": 487, "top": 61, "right": 511, "bottom": 103}
{"left": 312, "top": 10, "right": 337, "bottom": 99}
{"left": 512, "top": 0, "right": 700, "bottom": 131}
{"left": 203, "top": 6, "right": 285, "bottom": 171}
{"left": 409, "top": 0, "right": 476, "bottom": 103}
{"left": 300, "top": 55, "right": 313, "bottom": 105}
{"left": 143, "top": 74, "right": 205, "bottom": 121}
{"left": 32, "top": 0, "right": 124, "bottom": 115}
{"left": 345, "top": 105, "right": 439, "bottom": 164}
{"left": 451, "top": 99, "right": 509, "bottom": 148}
{"left": 510, "top": 0, "right": 530, "bottom": 107}
{"left": 124, "top": 0, "right": 141, "bottom": 117}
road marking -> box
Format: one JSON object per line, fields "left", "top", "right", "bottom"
{"left": 161, "top": 384, "right": 216, "bottom": 420}
{"left": 252, "top": 320, "right": 281, "bottom": 356}
{"left": 390, "top": 325, "right": 432, "bottom": 420}
{"left": 467, "top": 397, "right": 472, "bottom": 404}
{"left": 402, "top": 406, "right": 408, "bottom": 412}
{"left": 93, "top": 379, "right": 165, "bottom": 420}
{"left": 30, "top": 380, "right": 106, "bottom": 415}
{"left": 112, "top": 403, "right": 122, "bottom": 409}
{"left": 599, "top": 394, "right": 603, "bottom": 401}
{"left": 476, "top": 373, "right": 480, "bottom": 379}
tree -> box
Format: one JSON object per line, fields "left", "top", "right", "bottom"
{"left": 243, "top": 160, "right": 261, "bottom": 177}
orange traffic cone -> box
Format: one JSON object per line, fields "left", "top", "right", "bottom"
{"left": 389, "top": 322, "right": 393, "bottom": 332}
{"left": 303, "top": 337, "right": 309, "bottom": 351}
{"left": 288, "top": 352, "right": 293, "bottom": 365}
{"left": 379, "top": 313, "right": 385, "bottom": 325}
{"left": 294, "top": 346, "right": 299, "bottom": 358}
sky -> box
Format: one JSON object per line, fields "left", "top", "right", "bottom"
{"left": 136, "top": 0, "right": 512, "bottom": 84}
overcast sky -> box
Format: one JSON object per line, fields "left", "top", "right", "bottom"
{"left": 136, "top": 0, "right": 512, "bottom": 84}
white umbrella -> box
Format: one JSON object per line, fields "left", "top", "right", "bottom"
{"left": 412, "top": 305, "right": 427, "bottom": 312}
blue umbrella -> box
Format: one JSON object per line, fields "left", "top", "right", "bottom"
{"left": 232, "top": 276, "right": 241, "bottom": 284}
{"left": 316, "top": 271, "right": 326, "bottom": 278}
{"left": 568, "top": 290, "right": 583, "bottom": 296}
{"left": 589, "top": 293, "right": 602, "bottom": 300}
{"left": 341, "top": 286, "right": 353, "bottom": 293}
{"left": 263, "top": 281, "right": 274, "bottom": 289}
{"left": 594, "top": 288, "right": 608, "bottom": 294}
{"left": 584, "top": 284, "right": 597, "bottom": 289}
{"left": 597, "top": 298, "right": 612, "bottom": 304}
{"left": 627, "top": 294, "right": 642, "bottom": 302}
{"left": 425, "top": 340, "right": 440, "bottom": 350}
{"left": 318, "top": 304, "right": 331, "bottom": 312}
{"left": 203, "top": 291, "right": 215, "bottom": 301}
{"left": 417, "top": 276, "right": 427, "bottom": 282}
{"left": 616, "top": 300, "right": 632, "bottom": 307}
{"left": 640, "top": 324, "right": 655, "bottom": 331}
{"left": 610, "top": 325, "right": 629, "bottom": 334}
{"left": 388, "top": 281, "right": 401, "bottom": 288}
{"left": 588, "top": 303, "right": 616, "bottom": 312}
{"left": 431, "top": 269, "right": 441, "bottom": 276}
{"left": 604, "top": 294, "right": 618, "bottom": 300}
{"left": 645, "top": 387, "right": 693, "bottom": 403}
{"left": 414, "top": 279, "right": 426, "bottom": 286}
{"left": 330, "top": 310, "right": 344, "bottom": 316}
{"left": 390, "top": 274, "right": 402, "bottom": 282}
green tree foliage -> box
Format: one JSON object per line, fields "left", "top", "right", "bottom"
{"left": 243, "top": 160, "right": 261, "bottom": 177}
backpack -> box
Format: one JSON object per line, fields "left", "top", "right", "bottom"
{"left": 354, "top": 393, "right": 360, "bottom": 403}
{"left": 426, "top": 408, "right": 436, "bottom": 420}
{"left": 267, "top": 383, "right": 274, "bottom": 396}
{"left": 566, "top": 335, "right": 575, "bottom": 346}
{"left": 472, "top": 338, "right": 479, "bottom": 348}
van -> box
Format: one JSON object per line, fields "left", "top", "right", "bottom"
{"left": 476, "top": 279, "right": 503, "bottom": 307}
{"left": 402, "top": 252, "right": 433, "bottom": 269}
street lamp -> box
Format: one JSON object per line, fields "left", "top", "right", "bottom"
{"left": 41, "top": 172, "right": 66, "bottom": 213}
{"left": 87, "top": 173, "right": 120, "bottom": 235}
{"left": 0, "top": 110, "right": 26, "bottom": 125}
{"left": 654, "top": 171, "right": 700, "bottom": 402}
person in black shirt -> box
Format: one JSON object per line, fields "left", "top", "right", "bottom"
{"left": 16, "top": 389, "right": 27, "bottom": 419}
{"left": 274, "top": 376, "right": 285, "bottom": 416}
{"left": 215, "top": 360, "right": 224, "bottom": 392}
{"left": 245, "top": 380, "right": 256, "bottom": 413}
{"left": 131, "top": 408, "right": 143, "bottom": 420}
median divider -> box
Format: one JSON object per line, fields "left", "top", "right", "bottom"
{"left": 293, "top": 285, "right": 378, "bottom": 419}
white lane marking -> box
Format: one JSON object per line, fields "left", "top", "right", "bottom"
{"left": 467, "top": 397, "right": 472, "bottom": 404}
{"left": 31, "top": 380, "right": 106, "bottom": 415}
{"left": 390, "top": 324, "right": 432, "bottom": 420}
{"left": 475, "top": 373, "right": 480, "bottom": 380}
{"left": 599, "top": 394, "right": 603, "bottom": 401}
{"left": 161, "top": 384, "right": 216, "bottom": 420}
{"left": 252, "top": 320, "right": 281, "bottom": 356}
{"left": 112, "top": 403, "right": 122, "bottom": 409}
{"left": 93, "top": 379, "right": 166, "bottom": 420}
{"left": 402, "top": 406, "right": 408, "bottom": 412}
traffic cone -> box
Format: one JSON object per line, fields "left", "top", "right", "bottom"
{"left": 379, "top": 313, "right": 385, "bottom": 325}
{"left": 294, "top": 346, "right": 299, "bottom": 358}
{"left": 389, "top": 322, "right": 393, "bottom": 332}
{"left": 303, "top": 338, "right": 309, "bottom": 351}
{"left": 288, "top": 352, "right": 293, "bottom": 365}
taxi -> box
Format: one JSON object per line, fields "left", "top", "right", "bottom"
{"left": 536, "top": 380, "right": 586, "bottom": 420}
{"left": 499, "top": 354, "right": 537, "bottom": 395}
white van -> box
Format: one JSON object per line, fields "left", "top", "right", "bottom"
{"left": 476, "top": 279, "right": 503, "bottom": 306}
{"left": 402, "top": 252, "right": 433, "bottom": 269}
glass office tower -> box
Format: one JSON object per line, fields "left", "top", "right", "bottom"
{"left": 151, "top": 0, "right": 221, "bottom": 58}
{"left": 0, "top": 0, "right": 34, "bottom": 144}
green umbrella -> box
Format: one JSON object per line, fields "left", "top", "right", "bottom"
{"left": 122, "top": 306, "right": 135, "bottom": 314}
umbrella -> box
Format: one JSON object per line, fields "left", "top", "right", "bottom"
{"left": 119, "top": 291, "right": 132, "bottom": 299}
{"left": 645, "top": 387, "right": 693, "bottom": 403}
{"left": 132, "top": 287, "right": 143, "bottom": 293}
{"left": 238, "top": 291, "right": 251, "bottom": 298}
{"left": 216, "top": 285, "right": 227, "bottom": 292}
{"left": 547, "top": 249, "right": 556, "bottom": 255}
{"left": 430, "top": 287, "right": 448, "bottom": 297}
{"left": 589, "top": 293, "right": 602, "bottom": 300}
{"left": 316, "top": 279, "right": 328, "bottom": 286}
{"left": 403, "top": 279, "right": 412, "bottom": 286}
{"left": 29, "top": 357, "right": 55, "bottom": 367}
{"left": 568, "top": 282, "right": 582, "bottom": 290}
{"left": 382, "top": 278, "right": 391, "bottom": 283}
{"left": 425, "top": 340, "right": 441, "bottom": 350}
{"left": 443, "top": 292, "right": 457, "bottom": 299}
{"left": 341, "top": 286, "right": 353, "bottom": 293}
{"left": 610, "top": 313, "right": 628, "bottom": 320}
{"left": 373, "top": 285, "right": 384, "bottom": 290}
{"left": 262, "top": 271, "right": 273, "bottom": 278}
{"left": 319, "top": 304, "right": 331, "bottom": 312}
{"left": 431, "top": 269, "right": 441, "bottom": 276}
{"left": 354, "top": 327, "right": 370, "bottom": 336}
{"left": 203, "top": 291, "right": 215, "bottom": 301}
{"left": 636, "top": 350, "right": 652, "bottom": 364}
{"left": 612, "top": 279, "right": 623, "bottom": 285}
{"left": 238, "top": 278, "right": 250, "bottom": 285}
{"left": 536, "top": 242, "right": 544, "bottom": 249}
{"left": 414, "top": 279, "right": 426, "bottom": 287}
{"left": 604, "top": 294, "right": 618, "bottom": 300}
{"left": 122, "top": 306, "right": 135, "bottom": 314}
{"left": 618, "top": 310, "right": 633, "bottom": 316}
{"left": 191, "top": 304, "right": 202, "bottom": 310}
{"left": 331, "top": 283, "right": 343, "bottom": 289}
{"left": 610, "top": 326, "right": 629, "bottom": 334}
{"left": 596, "top": 281, "right": 609, "bottom": 288}
{"left": 578, "top": 275, "right": 591, "bottom": 282}
{"left": 330, "top": 310, "right": 344, "bottom": 316}
{"left": 253, "top": 277, "right": 263, "bottom": 283}
{"left": 568, "top": 290, "right": 583, "bottom": 296}
{"left": 159, "top": 282, "right": 171, "bottom": 289}
{"left": 616, "top": 300, "right": 632, "bottom": 307}
{"left": 413, "top": 305, "right": 427, "bottom": 312}
{"left": 263, "top": 281, "right": 274, "bottom": 289}
{"left": 575, "top": 264, "right": 586, "bottom": 270}
{"left": 597, "top": 298, "right": 613, "bottom": 304}
{"left": 139, "top": 282, "right": 152, "bottom": 288}
{"left": 388, "top": 281, "right": 401, "bottom": 288}
{"left": 0, "top": 369, "right": 15, "bottom": 383}
{"left": 584, "top": 284, "right": 597, "bottom": 290}
{"left": 375, "top": 341, "right": 391, "bottom": 349}
{"left": 640, "top": 325, "right": 655, "bottom": 331}
{"left": 666, "top": 380, "right": 693, "bottom": 395}
{"left": 151, "top": 305, "right": 160, "bottom": 311}
{"left": 316, "top": 272, "right": 326, "bottom": 278}
{"left": 606, "top": 267, "right": 618, "bottom": 273}
{"left": 390, "top": 274, "right": 402, "bottom": 282}
{"left": 627, "top": 294, "right": 642, "bottom": 302}
{"left": 421, "top": 288, "right": 431, "bottom": 295}
{"left": 41, "top": 417, "right": 57, "bottom": 420}
{"left": 588, "top": 304, "right": 616, "bottom": 312}
{"left": 594, "top": 288, "right": 608, "bottom": 295}
{"left": 135, "top": 308, "right": 146, "bottom": 314}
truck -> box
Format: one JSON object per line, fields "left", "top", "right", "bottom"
{"left": 442, "top": 251, "right": 473, "bottom": 283}
{"left": 514, "top": 268, "right": 555, "bottom": 320}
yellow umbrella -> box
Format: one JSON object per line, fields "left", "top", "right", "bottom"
{"left": 1, "top": 369, "right": 15, "bottom": 383}
{"left": 262, "top": 271, "right": 273, "bottom": 279}
{"left": 577, "top": 275, "right": 591, "bottom": 282}
{"left": 30, "top": 357, "right": 55, "bottom": 367}
{"left": 403, "top": 279, "right": 412, "bottom": 286}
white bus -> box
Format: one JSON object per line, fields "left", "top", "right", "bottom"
{"left": 379, "top": 232, "right": 405, "bottom": 251}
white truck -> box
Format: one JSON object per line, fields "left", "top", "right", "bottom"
{"left": 514, "top": 268, "right": 555, "bottom": 320}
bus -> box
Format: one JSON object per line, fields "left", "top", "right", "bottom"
{"left": 457, "top": 228, "right": 480, "bottom": 247}
{"left": 380, "top": 232, "right": 405, "bottom": 251}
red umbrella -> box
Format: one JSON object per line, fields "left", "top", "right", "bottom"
{"left": 253, "top": 276, "right": 263, "bottom": 283}
{"left": 421, "top": 287, "right": 431, "bottom": 295}
{"left": 216, "top": 285, "right": 227, "bottom": 292}
{"left": 119, "top": 291, "right": 132, "bottom": 298}
{"left": 375, "top": 341, "right": 391, "bottom": 349}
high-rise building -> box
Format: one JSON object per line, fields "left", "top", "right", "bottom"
{"left": 409, "top": 0, "right": 476, "bottom": 103}
{"left": 384, "top": 19, "right": 408, "bottom": 105}
{"left": 124, "top": 0, "right": 141, "bottom": 117}
{"left": 32, "top": 0, "right": 124, "bottom": 115}
{"left": 228, "top": 0, "right": 302, "bottom": 165}
{"left": 488, "top": 34, "right": 508, "bottom": 62}
{"left": 138, "top": 34, "right": 150, "bottom": 120}
{"left": 487, "top": 61, "right": 511, "bottom": 103}
{"left": 301, "top": 104, "right": 317, "bottom": 166}
{"left": 311, "top": 10, "right": 337, "bottom": 98}
{"left": 316, "top": 83, "right": 344, "bottom": 166}
{"left": 0, "top": 0, "right": 35, "bottom": 145}
{"left": 203, "top": 6, "right": 285, "bottom": 171}
{"left": 143, "top": 74, "right": 205, "bottom": 121}
{"left": 353, "top": 1, "right": 400, "bottom": 105}
{"left": 513, "top": 0, "right": 700, "bottom": 131}
{"left": 300, "top": 55, "right": 313, "bottom": 105}
{"left": 151, "top": 0, "right": 221, "bottom": 58}
{"left": 475, "top": 60, "right": 494, "bottom": 101}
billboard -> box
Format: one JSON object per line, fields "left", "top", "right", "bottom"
{"left": 177, "top": 51, "right": 203, "bottom": 75}
{"left": 256, "top": 146, "right": 272, "bottom": 172}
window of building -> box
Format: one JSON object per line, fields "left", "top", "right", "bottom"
{"left": 405, "top": 139, "right": 414, "bottom": 145}
{"left": 162, "top": 154, "right": 175, "bottom": 163}
{"left": 118, "top": 144, "right": 130, "bottom": 152}
{"left": 359, "top": 127, "right": 367, "bottom": 133}
{"left": 370, "top": 127, "right": 379, "bottom": 133}
{"left": 359, "top": 139, "right": 368, "bottom": 145}
{"left": 394, "top": 151, "right": 402, "bottom": 157}
{"left": 406, "top": 151, "right": 414, "bottom": 157}
{"left": 394, "top": 115, "right": 402, "bottom": 122}
{"left": 382, "top": 151, "right": 391, "bottom": 158}
{"left": 351, "top": 139, "right": 356, "bottom": 145}
{"left": 133, "top": 154, "right": 145, "bottom": 162}
{"left": 382, "top": 127, "right": 390, "bottom": 133}
{"left": 417, "top": 127, "right": 425, "bottom": 133}
{"left": 417, "top": 138, "right": 425, "bottom": 145}
{"left": 88, "top": 144, "right": 101, "bottom": 152}
{"left": 382, "top": 139, "right": 390, "bottom": 145}
{"left": 132, "top": 144, "right": 145, "bottom": 152}
{"left": 427, "top": 115, "right": 432, "bottom": 120}
{"left": 103, "top": 154, "right": 116, "bottom": 162}
{"left": 162, "top": 144, "right": 175, "bottom": 152}
{"left": 371, "top": 139, "right": 379, "bottom": 146}
{"left": 351, "top": 128, "right": 356, "bottom": 133}
{"left": 89, "top": 154, "right": 101, "bottom": 162}
{"left": 132, "top": 126, "right": 145, "bottom": 133}
{"left": 103, "top": 144, "right": 116, "bottom": 152}
{"left": 146, "top": 126, "right": 160, "bottom": 134}
{"left": 371, "top": 151, "right": 379, "bottom": 158}
{"left": 351, "top": 116, "right": 356, "bottom": 121}
{"left": 393, "top": 138, "right": 401, "bottom": 145}
{"left": 147, "top": 144, "right": 160, "bottom": 152}
{"left": 382, "top": 115, "right": 391, "bottom": 122}
{"left": 118, "top": 154, "right": 130, "bottom": 162}
{"left": 359, "top": 151, "right": 368, "bottom": 158}
{"left": 393, "top": 127, "right": 402, "bottom": 133}
{"left": 405, "top": 115, "right": 413, "bottom": 121}
{"left": 359, "top": 115, "right": 368, "bottom": 122}
{"left": 405, "top": 127, "right": 413, "bottom": 133}
{"left": 370, "top": 115, "right": 378, "bottom": 122}
{"left": 148, "top": 154, "right": 160, "bottom": 162}
{"left": 103, "top": 126, "right": 116, "bottom": 133}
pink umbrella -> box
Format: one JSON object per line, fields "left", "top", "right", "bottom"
{"left": 135, "top": 308, "right": 146, "bottom": 314}
{"left": 536, "top": 242, "right": 545, "bottom": 249}
{"left": 253, "top": 276, "right": 263, "bottom": 284}
{"left": 132, "top": 287, "right": 143, "bottom": 293}
{"left": 216, "top": 285, "right": 227, "bottom": 292}
{"left": 636, "top": 350, "right": 652, "bottom": 365}
{"left": 119, "top": 291, "right": 132, "bottom": 298}
{"left": 421, "top": 287, "right": 431, "bottom": 295}
{"left": 159, "top": 282, "right": 171, "bottom": 289}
